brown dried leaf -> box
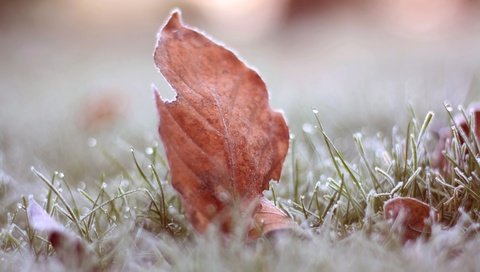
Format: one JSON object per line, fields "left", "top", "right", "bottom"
{"left": 248, "top": 197, "right": 298, "bottom": 239}
{"left": 153, "top": 12, "right": 290, "bottom": 233}
{"left": 456, "top": 104, "right": 480, "bottom": 140}
{"left": 27, "top": 197, "right": 97, "bottom": 271}
{"left": 384, "top": 197, "right": 438, "bottom": 242}
{"left": 433, "top": 103, "right": 480, "bottom": 169}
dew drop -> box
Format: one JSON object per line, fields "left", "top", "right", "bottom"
{"left": 302, "top": 123, "right": 315, "bottom": 134}
{"left": 58, "top": 172, "right": 64, "bottom": 179}
{"left": 217, "top": 191, "right": 230, "bottom": 202}
{"left": 312, "top": 107, "right": 319, "bottom": 114}
{"left": 145, "top": 147, "right": 154, "bottom": 155}
{"left": 445, "top": 103, "right": 453, "bottom": 112}
{"left": 87, "top": 137, "right": 97, "bottom": 147}
{"left": 101, "top": 182, "right": 108, "bottom": 189}
{"left": 120, "top": 180, "right": 129, "bottom": 188}
{"left": 167, "top": 222, "right": 179, "bottom": 230}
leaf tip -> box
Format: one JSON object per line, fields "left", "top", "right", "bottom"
{"left": 163, "top": 10, "right": 183, "bottom": 32}
{"left": 27, "top": 196, "right": 65, "bottom": 232}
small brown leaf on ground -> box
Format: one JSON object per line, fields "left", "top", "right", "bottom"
{"left": 384, "top": 197, "right": 438, "bottom": 242}
{"left": 80, "top": 89, "right": 129, "bottom": 132}
{"left": 27, "top": 196, "right": 98, "bottom": 271}
{"left": 455, "top": 104, "right": 480, "bottom": 140}
{"left": 248, "top": 197, "right": 299, "bottom": 239}
{"left": 433, "top": 103, "right": 480, "bottom": 169}
{"left": 153, "top": 11, "right": 290, "bottom": 234}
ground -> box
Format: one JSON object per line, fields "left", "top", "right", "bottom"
{"left": 2, "top": 2, "right": 480, "bottom": 271}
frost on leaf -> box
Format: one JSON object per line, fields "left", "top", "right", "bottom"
{"left": 27, "top": 196, "right": 65, "bottom": 233}
{"left": 153, "top": 11, "right": 291, "bottom": 234}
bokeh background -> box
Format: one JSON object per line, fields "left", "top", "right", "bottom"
{"left": 1, "top": 0, "right": 480, "bottom": 192}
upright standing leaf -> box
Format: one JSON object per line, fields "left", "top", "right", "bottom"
{"left": 153, "top": 11, "right": 290, "bottom": 233}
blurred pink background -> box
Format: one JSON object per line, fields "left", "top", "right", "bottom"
{"left": 1, "top": 0, "right": 480, "bottom": 179}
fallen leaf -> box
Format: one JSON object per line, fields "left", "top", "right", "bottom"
{"left": 27, "top": 196, "right": 97, "bottom": 271}
{"left": 27, "top": 196, "right": 65, "bottom": 233}
{"left": 153, "top": 11, "right": 291, "bottom": 235}
{"left": 248, "top": 197, "right": 298, "bottom": 239}
{"left": 456, "top": 104, "right": 480, "bottom": 139}
{"left": 433, "top": 103, "right": 480, "bottom": 169}
{"left": 80, "top": 89, "right": 129, "bottom": 132}
{"left": 384, "top": 197, "right": 437, "bottom": 242}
